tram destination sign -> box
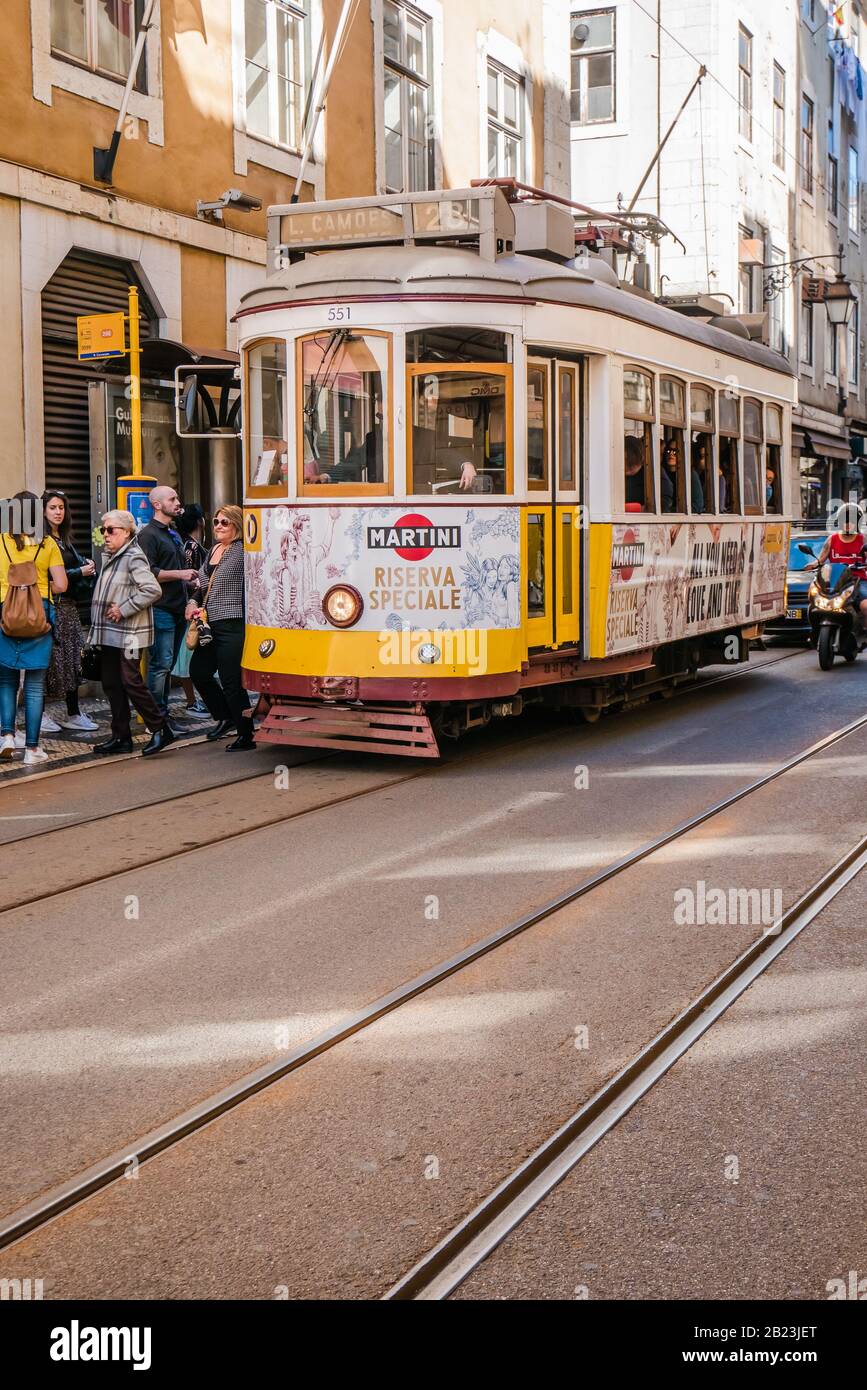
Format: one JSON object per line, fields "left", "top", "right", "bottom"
{"left": 271, "top": 191, "right": 513, "bottom": 266}
{"left": 279, "top": 204, "right": 405, "bottom": 248}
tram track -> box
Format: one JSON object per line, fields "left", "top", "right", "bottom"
{"left": 384, "top": 834, "right": 867, "bottom": 1300}
{"left": 0, "top": 648, "right": 806, "bottom": 912}
{"left": 0, "top": 689, "right": 861, "bottom": 1257}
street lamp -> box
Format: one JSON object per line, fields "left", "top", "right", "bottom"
{"left": 823, "top": 270, "right": 857, "bottom": 328}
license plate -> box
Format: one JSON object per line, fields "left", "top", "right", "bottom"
{"left": 786, "top": 608, "right": 805, "bottom": 620}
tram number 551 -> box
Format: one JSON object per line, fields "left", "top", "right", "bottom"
{"left": 327, "top": 306, "right": 351, "bottom": 322}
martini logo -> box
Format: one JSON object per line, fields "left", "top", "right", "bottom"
{"left": 611, "top": 528, "right": 645, "bottom": 581}
{"left": 367, "top": 514, "right": 461, "bottom": 561}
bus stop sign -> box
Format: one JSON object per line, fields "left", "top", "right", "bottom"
{"left": 77, "top": 311, "right": 126, "bottom": 360}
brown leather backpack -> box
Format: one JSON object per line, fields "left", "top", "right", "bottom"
{"left": 1, "top": 537, "right": 51, "bottom": 639}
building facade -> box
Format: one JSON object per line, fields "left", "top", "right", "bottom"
{"left": 568, "top": 0, "right": 867, "bottom": 521}
{"left": 0, "top": 0, "right": 569, "bottom": 527}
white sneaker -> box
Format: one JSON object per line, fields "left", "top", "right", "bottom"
{"left": 60, "top": 713, "right": 99, "bottom": 731}
{"left": 40, "top": 714, "right": 62, "bottom": 733}
{"left": 23, "top": 747, "right": 49, "bottom": 766}
{"left": 0, "top": 734, "right": 16, "bottom": 759}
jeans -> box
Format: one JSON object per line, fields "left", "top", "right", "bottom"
{"left": 147, "top": 608, "right": 186, "bottom": 715}
{"left": 0, "top": 665, "right": 47, "bottom": 747}
{"left": 189, "top": 619, "right": 250, "bottom": 735}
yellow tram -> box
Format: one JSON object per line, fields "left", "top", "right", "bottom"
{"left": 234, "top": 186, "right": 794, "bottom": 756}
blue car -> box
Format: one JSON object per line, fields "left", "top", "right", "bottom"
{"left": 765, "top": 532, "right": 830, "bottom": 640}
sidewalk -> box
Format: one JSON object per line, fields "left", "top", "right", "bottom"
{"left": 0, "top": 691, "right": 212, "bottom": 781}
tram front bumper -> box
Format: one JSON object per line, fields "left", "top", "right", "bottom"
{"left": 256, "top": 699, "right": 440, "bottom": 758}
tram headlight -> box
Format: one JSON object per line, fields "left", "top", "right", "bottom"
{"left": 322, "top": 584, "right": 363, "bottom": 628}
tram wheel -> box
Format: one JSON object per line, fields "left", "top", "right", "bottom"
{"left": 580, "top": 706, "right": 603, "bottom": 723}
{"left": 818, "top": 627, "right": 835, "bottom": 670}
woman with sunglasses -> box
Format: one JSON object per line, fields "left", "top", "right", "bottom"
{"left": 185, "top": 505, "right": 253, "bottom": 751}
{"left": 41, "top": 490, "right": 98, "bottom": 733}
{"left": 87, "top": 511, "right": 173, "bottom": 757}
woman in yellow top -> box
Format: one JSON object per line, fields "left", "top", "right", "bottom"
{"left": 0, "top": 490, "right": 67, "bottom": 766}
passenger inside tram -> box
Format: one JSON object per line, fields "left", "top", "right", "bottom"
{"left": 718, "top": 437, "right": 740, "bottom": 513}
{"left": 661, "top": 436, "right": 686, "bottom": 512}
{"left": 624, "top": 433, "right": 650, "bottom": 510}
{"left": 690, "top": 436, "right": 712, "bottom": 513}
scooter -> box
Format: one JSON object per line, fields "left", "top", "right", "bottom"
{"left": 805, "top": 547, "right": 867, "bottom": 669}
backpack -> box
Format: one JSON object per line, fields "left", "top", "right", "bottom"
{"left": 1, "top": 537, "right": 51, "bottom": 639}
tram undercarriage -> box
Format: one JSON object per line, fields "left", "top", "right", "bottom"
{"left": 250, "top": 629, "right": 759, "bottom": 758}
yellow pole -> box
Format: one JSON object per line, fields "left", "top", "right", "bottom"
{"left": 128, "top": 284, "right": 142, "bottom": 477}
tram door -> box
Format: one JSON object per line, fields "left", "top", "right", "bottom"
{"left": 525, "top": 357, "right": 582, "bottom": 650}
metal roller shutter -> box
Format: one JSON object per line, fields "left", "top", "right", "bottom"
{"left": 41, "top": 253, "right": 155, "bottom": 536}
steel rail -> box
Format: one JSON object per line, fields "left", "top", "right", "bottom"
{"left": 0, "top": 651, "right": 803, "bottom": 912}
{"left": 385, "top": 834, "right": 867, "bottom": 1300}
{"left": 0, "top": 689, "right": 860, "bottom": 1256}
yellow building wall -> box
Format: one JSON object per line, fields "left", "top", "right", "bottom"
{"left": 0, "top": 195, "right": 25, "bottom": 497}
{"left": 181, "top": 245, "right": 228, "bottom": 350}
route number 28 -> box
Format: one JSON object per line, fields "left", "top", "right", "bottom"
{"left": 327, "top": 306, "right": 351, "bottom": 321}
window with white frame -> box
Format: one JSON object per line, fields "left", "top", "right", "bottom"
{"left": 772, "top": 63, "right": 785, "bottom": 168}
{"left": 570, "top": 9, "right": 615, "bottom": 124}
{"left": 849, "top": 144, "right": 859, "bottom": 233}
{"left": 50, "top": 0, "right": 146, "bottom": 87}
{"left": 801, "top": 94, "right": 814, "bottom": 194}
{"left": 828, "top": 146, "right": 839, "bottom": 218}
{"left": 800, "top": 299, "right": 814, "bottom": 366}
{"left": 826, "top": 314, "right": 839, "bottom": 375}
{"left": 848, "top": 298, "right": 860, "bottom": 385}
{"left": 738, "top": 24, "right": 752, "bottom": 141}
{"left": 487, "top": 61, "right": 524, "bottom": 178}
{"left": 383, "top": 0, "right": 434, "bottom": 193}
{"left": 244, "top": 0, "right": 309, "bottom": 151}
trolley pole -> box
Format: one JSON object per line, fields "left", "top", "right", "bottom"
{"left": 128, "top": 284, "right": 143, "bottom": 478}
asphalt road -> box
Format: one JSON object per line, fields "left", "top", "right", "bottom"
{"left": 0, "top": 647, "right": 864, "bottom": 1297}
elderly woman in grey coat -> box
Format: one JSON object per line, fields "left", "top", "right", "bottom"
{"left": 88, "top": 510, "right": 174, "bottom": 758}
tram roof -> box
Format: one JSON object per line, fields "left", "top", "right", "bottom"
{"left": 237, "top": 245, "right": 794, "bottom": 380}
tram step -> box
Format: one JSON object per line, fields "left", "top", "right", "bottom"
{"left": 256, "top": 701, "right": 440, "bottom": 759}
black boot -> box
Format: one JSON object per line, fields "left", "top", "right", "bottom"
{"left": 141, "top": 725, "right": 176, "bottom": 757}
{"left": 92, "top": 737, "right": 133, "bottom": 755}
{"left": 226, "top": 732, "right": 256, "bottom": 751}
{"left": 206, "top": 718, "right": 234, "bottom": 742}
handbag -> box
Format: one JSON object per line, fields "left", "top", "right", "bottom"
{"left": 81, "top": 554, "right": 123, "bottom": 681}
{"left": 80, "top": 643, "right": 102, "bottom": 681}
{"left": 185, "top": 567, "right": 217, "bottom": 650}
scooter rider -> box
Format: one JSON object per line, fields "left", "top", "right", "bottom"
{"left": 815, "top": 503, "right": 867, "bottom": 625}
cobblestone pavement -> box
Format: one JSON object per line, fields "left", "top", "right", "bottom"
{"left": 0, "top": 690, "right": 211, "bottom": 780}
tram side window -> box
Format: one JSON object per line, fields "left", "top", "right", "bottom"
{"left": 527, "top": 364, "right": 549, "bottom": 489}
{"left": 300, "top": 331, "right": 388, "bottom": 490}
{"left": 660, "top": 377, "right": 687, "bottom": 513}
{"left": 409, "top": 367, "right": 509, "bottom": 494}
{"left": 765, "top": 405, "right": 784, "bottom": 512}
{"left": 247, "top": 339, "right": 287, "bottom": 493}
{"left": 743, "top": 398, "right": 764, "bottom": 515}
{"left": 689, "top": 385, "right": 714, "bottom": 515}
{"left": 623, "top": 368, "right": 655, "bottom": 512}
{"left": 718, "top": 392, "right": 741, "bottom": 514}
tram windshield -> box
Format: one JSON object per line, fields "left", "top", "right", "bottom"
{"left": 301, "top": 331, "right": 388, "bottom": 487}
{"left": 409, "top": 366, "right": 509, "bottom": 494}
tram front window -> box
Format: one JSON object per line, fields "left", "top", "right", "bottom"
{"left": 410, "top": 368, "right": 509, "bottom": 494}
{"left": 300, "top": 331, "right": 388, "bottom": 487}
